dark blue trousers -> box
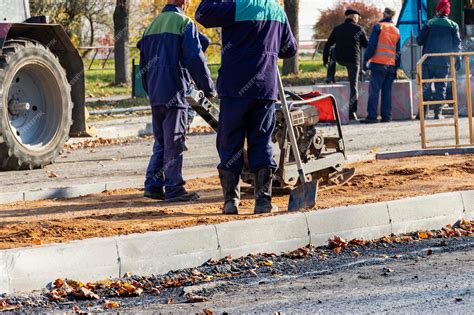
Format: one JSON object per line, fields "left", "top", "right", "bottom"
{"left": 367, "top": 64, "right": 397, "bottom": 120}
{"left": 145, "top": 106, "right": 187, "bottom": 199}
{"left": 217, "top": 98, "right": 277, "bottom": 174}
{"left": 422, "top": 64, "right": 450, "bottom": 115}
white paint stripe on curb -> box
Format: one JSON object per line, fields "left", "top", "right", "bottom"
{"left": 215, "top": 213, "right": 310, "bottom": 258}
{"left": 461, "top": 190, "right": 474, "bottom": 220}
{"left": 0, "top": 190, "right": 471, "bottom": 294}
{"left": 117, "top": 225, "right": 220, "bottom": 277}
{"left": 387, "top": 192, "right": 465, "bottom": 235}
{"left": 305, "top": 202, "right": 392, "bottom": 246}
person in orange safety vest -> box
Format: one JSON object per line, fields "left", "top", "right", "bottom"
{"left": 361, "top": 8, "right": 401, "bottom": 124}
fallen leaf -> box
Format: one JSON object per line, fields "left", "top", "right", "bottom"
{"left": 263, "top": 260, "right": 273, "bottom": 267}
{"left": 74, "top": 287, "right": 100, "bottom": 300}
{"left": 202, "top": 309, "right": 213, "bottom": 315}
{"left": 248, "top": 269, "right": 258, "bottom": 277}
{"left": 427, "top": 249, "right": 433, "bottom": 256}
{"left": 417, "top": 231, "right": 428, "bottom": 239}
{"left": 47, "top": 171, "right": 58, "bottom": 178}
{"left": 185, "top": 293, "right": 209, "bottom": 303}
{"left": 54, "top": 278, "right": 65, "bottom": 288}
{"left": 104, "top": 301, "right": 120, "bottom": 309}
{"left": 333, "top": 247, "right": 342, "bottom": 254}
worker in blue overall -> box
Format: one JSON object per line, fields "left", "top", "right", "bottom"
{"left": 196, "top": 0, "right": 297, "bottom": 215}
{"left": 416, "top": 0, "right": 462, "bottom": 120}
{"left": 139, "top": 0, "right": 215, "bottom": 202}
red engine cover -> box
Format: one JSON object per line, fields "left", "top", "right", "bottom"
{"left": 299, "top": 91, "right": 336, "bottom": 122}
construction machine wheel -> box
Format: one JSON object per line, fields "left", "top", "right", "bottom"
{"left": 0, "top": 39, "right": 72, "bottom": 170}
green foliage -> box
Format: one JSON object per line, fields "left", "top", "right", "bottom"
{"left": 30, "top": 0, "right": 113, "bottom": 46}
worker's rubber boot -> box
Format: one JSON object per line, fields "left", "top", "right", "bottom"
{"left": 165, "top": 192, "right": 200, "bottom": 203}
{"left": 144, "top": 189, "right": 165, "bottom": 200}
{"left": 218, "top": 169, "right": 240, "bottom": 215}
{"left": 254, "top": 168, "right": 278, "bottom": 214}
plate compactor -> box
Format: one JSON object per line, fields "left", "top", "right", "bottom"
{"left": 186, "top": 88, "right": 355, "bottom": 197}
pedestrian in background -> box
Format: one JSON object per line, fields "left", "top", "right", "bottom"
{"left": 361, "top": 7, "right": 400, "bottom": 124}
{"left": 323, "top": 9, "right": 368, "bottom": 121}
{"left": 139, "top": 0, "right": 216, "bottom": 202}
{"left": 196, "top": 0, "right": 297, "bottom": 215}
{"left": 325, "top": 45, "right": 337, "bottom": 84}
{"left": 416, "top": 0, "right": 462, "bottom": 120}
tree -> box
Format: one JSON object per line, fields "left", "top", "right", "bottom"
{"left": 283, "top": 0, "right": 299, "bottom": 75}
{"left": 114, "top": 0, "right": 130, "bottom": 85}
{"left": 314, "top": 1, "right": 382, "bottom": 41}
{"left": 30, "top": 0, "right": 112, "bottom": 47}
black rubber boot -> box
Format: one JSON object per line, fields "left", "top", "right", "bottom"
{"left": 165, "top": 192, "right": 200, "bottom": 203}
{"left": 219, "top": 169, "right": 240, "bottom": 215}
{"left": 144, "top": 189, "right": 165, "bottom": 200}
{"left": 254, "top": 168, "right": 277, "bottom": 214}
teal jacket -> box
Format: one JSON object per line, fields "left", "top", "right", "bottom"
{"left": 138, "top": 5, "right": 215, "bottom": 107}
{"left": 417, "top": 15, "right": 462, "bottom": 67}
{"left": 196, "top": 0, "right": 297, "bottom": 101}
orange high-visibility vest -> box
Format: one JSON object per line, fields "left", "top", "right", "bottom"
{"left": 370, "top": 22, "right": 400, "bottom": 66}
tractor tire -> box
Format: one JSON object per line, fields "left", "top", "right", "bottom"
{"left": 0, "top": 39, "right": 73, "bottom": 171}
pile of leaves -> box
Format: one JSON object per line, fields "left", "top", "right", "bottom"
{"left": 327, "top": 219, "right": 473, "bottom": 254}
{"left": 63, "top": 137, "right": 137, "bottom": 151}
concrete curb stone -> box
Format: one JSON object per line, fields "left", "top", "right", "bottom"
{"left": 376, "top": 148, "right": 474, "bottom": 160}
{"left": 305, "top": 203, "right": 392, "bottom": 246}
{"left": 2, "top": 237, "right": 119, "bottom": 293}
{"left": 23, "top": 183, "right": 106, "bottom": 202}
{"left": 461, "top": 190, "right": 474, "bottom": 220}
{"left": 117, "top": 225, "right": 220, "bottom": 277}
{"left": 215, "top": 213, "right": 310, "bottom": 258}
{"left": 387, "top": 192, "right": 465, "bottom": 235}
{"left": 0, "top": 191, "right": 24, "bottom": 204}
{"left": 0, "top": 251, "right": 10, "bottom": 294}
{"left": 105, "top": 180, "right": 143, "bottom": 191}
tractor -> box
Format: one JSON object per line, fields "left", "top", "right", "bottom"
{"left": 0, "top": 0, "right": 89, "bottom": 171}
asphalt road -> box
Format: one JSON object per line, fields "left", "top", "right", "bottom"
{"left": 0, "top": 118, "right": 471, "bottom": 195}
{"left": 120, "top": 237, "right": 474, "bottom": 314}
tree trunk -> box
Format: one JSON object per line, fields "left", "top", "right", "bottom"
{"left": 114, "top": 0, "right": 130, "bottom": 85}
{"left": 283, "top": 0, "right": 299, "bottom": 75}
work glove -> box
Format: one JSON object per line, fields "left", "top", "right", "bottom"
{"left": 206, "top": 90, "right": 217, "bottom": 100}
{"left": 363, "top": 62, "right": 369, "bottom": 72}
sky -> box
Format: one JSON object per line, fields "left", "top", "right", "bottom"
{"left": 299, "top": 0, "right": 404, "bottom": 41}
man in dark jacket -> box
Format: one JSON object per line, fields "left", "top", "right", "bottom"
{"left": 323, "top": 9, "right": 369, "bottom": 120}
{"left": 139, "top": 0, "right": 215, "bottom": 202}
{"left": 417, "top": 0, "right": 462, "bottom": 120}
{"left": 196, "top": 0, "right": 297, "bottom": 215}
{"left": 361, "top": 8, "right": 400, "bottom": 124}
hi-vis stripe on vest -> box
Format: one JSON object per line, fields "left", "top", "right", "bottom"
{"left": 370, "top": 22, "right": 400, "bottom": 66}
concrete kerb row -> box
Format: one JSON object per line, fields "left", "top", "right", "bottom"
{"left": 0, "top": 190, "right": 472, "bottom": 294}
{"left": 0, "top": 181, "right": 144, "bottom": 206}
{"left": 387, "top": 192, "right": 466, "bottom": 235}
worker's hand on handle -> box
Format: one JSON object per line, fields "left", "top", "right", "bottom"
{"left": 206, "top": 90, "right": 217, "bottom": 101}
